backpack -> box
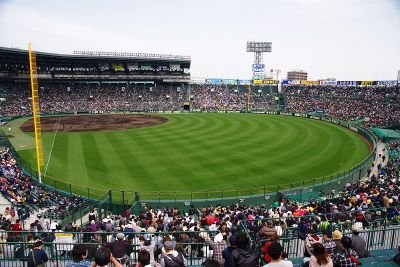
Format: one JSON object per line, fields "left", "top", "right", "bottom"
{"left": 163, "top": 253, "right": 185, "bottom": 267}
{"left": 231, "top": 248, "right": 259, "bottom": 267}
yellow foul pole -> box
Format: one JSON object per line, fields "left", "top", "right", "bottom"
{"left": 28, "top": 43, "right": 44, "bottom": 183}
{"left": 247, "top": 84, "right": 251, "bottom": 113}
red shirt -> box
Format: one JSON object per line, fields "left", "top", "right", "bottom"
{"left": 12, "top": 223, "right": 22, "bottom": 232}
{"left": 261, "top": 241, "right": 272, "bottom": 263}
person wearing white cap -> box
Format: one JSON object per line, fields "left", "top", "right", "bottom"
{"left": 107, "top": 232, "right": 130, "bottom": 265}
{"left": 139, "top": 234, "right": 156, "bottom": 266}
{"left": 351, "top": 225, "right": 368, "bottom": 258}
{"left": 160, "top": 240, "right": 187, "bottom": 267}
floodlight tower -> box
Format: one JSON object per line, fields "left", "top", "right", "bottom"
{"left": 246, "top": 41, "right": 272, "bottom": 65}
{"left": 246, "top": 41, "right": 272, "bottom": 112}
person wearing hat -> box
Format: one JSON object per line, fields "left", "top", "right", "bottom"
{"left": 107, "top": 232, "right": 130, "bottom": 265}
{"left": 139, "top": 234, "right": 156, "bottom": 266}
{"left": 332, "top": 230, "right": 343, "bottom": 254}
{"left": 264, "top": 241, "right": 293, "bottom": 267}
{"left": 160, "top": 240, "right": 187, "bottom": 267}
{"left": 27, "top": 240, "right": 49, "bottom": 267}
{"left": 351, "top": 225, "right": 368, "bottom": 258}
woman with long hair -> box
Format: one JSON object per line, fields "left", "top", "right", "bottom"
{"left": 310, "top": 243, "right": 333, "bottom": 267}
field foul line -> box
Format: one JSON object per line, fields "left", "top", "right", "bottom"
{"left": 43, "top": 117, "right": 61, "bottom": 179}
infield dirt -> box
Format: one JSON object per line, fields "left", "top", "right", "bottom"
{"left": 20, "top": 114, "right": 168, "bottom": 132}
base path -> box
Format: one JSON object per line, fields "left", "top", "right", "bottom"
{"left": 20, "top": 114, "right": 168, "bottom": 132}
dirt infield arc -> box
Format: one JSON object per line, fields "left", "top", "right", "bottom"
{"left": 20, "top": 114, "right": 168, "bottom": 132}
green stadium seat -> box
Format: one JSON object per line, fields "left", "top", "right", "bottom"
{"left": 385, "top": 249, "right": 398, "bottom": 258}
{"left": 289, "top": 258, "right": 304, "bottom": 267}
{"left": 360, "top": 258, "right": 374, "bottom": 265}
{"left": 373, "top": 262, "right": 396, "bottom": 267}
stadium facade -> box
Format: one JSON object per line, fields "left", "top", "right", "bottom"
{"left": 0, "top": 47, "right": 191, "bottom": 84}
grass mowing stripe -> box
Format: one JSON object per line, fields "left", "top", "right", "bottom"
{"left": 80, "top": 134, "right": 110, "bottom": 180}
{"left": 11, "top": 114, "right": 371, "bottom": 196}
{"left": 104, "top": 132, "right": 160, "bottom": 190}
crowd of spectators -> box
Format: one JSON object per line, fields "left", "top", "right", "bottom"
{"left": 0, "top": 82, "right": 279, "bottom": 116}
{"left": 2, "top": 82, "right": 400, "bottom": 127}
{"left": 1, "top": 81, "right": 400, "bottom": 265}
{"left": 285, "top": 85, "right": 400, "bottom": 127}
{"left": 0, "top": 141, "right": 398, "bottom": 266}
{"left": 0, "top": 147, "right": 86, "bottom": 232}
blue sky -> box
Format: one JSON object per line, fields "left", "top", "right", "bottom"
{"left": 0, "top": 0, "right": 399, "bottom": 80}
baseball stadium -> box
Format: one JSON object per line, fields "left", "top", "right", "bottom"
{"left": 0, "top": 1, "right": 400, "bottom": 266}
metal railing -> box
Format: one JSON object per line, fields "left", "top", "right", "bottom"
{"left": 0, "top": 229, "right": 218, "bottom": 267}
{"left": 0, "top": 225, "right": 399, "bottom": 266}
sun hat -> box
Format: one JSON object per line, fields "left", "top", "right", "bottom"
{"left": 332, "top": 230, "right": 343, "bottom": 240}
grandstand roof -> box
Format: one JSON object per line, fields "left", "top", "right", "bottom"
{"left": 371, "top": 128, "right": 400, "bottom": 139}
{"left": 0, "top": 47, "right": 191, "bottom": 65}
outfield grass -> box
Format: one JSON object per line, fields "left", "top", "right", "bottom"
{"left": 6, "top": 113, "right": 370, "bottom": 198}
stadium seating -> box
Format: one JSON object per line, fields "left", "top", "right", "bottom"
{"left": 285, "top": 85, "right": 400, "bottom": 127}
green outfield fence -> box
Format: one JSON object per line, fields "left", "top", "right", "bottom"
{"left": 0, "top": 112, "right": 377, "bottom": 216}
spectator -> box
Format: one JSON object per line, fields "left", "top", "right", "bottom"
{"left": 137, "top": 249, "right": 152, "bottom": 267}
{"left": 139, "top": 234, "right": 156, "bottom": 266}
{"left": 205, "top": 232, "right": 228, "bottom": 266}
{"left": 93, "top": 246, "right": 123, "bottom": 267}
{"left": 27, "top": 240, "right": 49, "bottom": 267}
{"left": 231, "top": 232, "right": 258, "bottom": 267}
{"left": 332, "top": 230, "right": 343, "bottom": 254}
{"left": 333, "top": 236, "right": 359, "bottom": 267}
{"left": 222, "top": 235, "right": 237, "bottom": 267}
{"left": 321, "top": 231, "right": 336, "bottom": 258}
{"left": 160, "top": 240, "right": 187, "bottom": 267}
{"left": 350, "top": 225, "right": 368, "bottom": 258}
{"left": 107, "top": 232, "right": 130, "bottom": 265}
{"left": 261, "top": 233, "right": 280, "bottom": 264}
{"left": 66, "top": 244, "right": 91, "bottom": 267}
{"left": 309, "top": 243, "right": 333, "bottom": 267}
{"left": 259, "top": 220, "right": 277, "bottom": 240}
{"left": 202, "top": 259, "right": 222, "bottom": 267}
{"left": 263, "top": 241, "right": 293, "bottom": 267}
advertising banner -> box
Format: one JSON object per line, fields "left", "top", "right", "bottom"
{"left": 206, "top": 79, "right": 223, "bottom": 85}
{"left": 337, "top": 81, "right": 357, "bottom": 86}
{"left": 376, "top": 80, "right": 397, "bottom": 86}
{"left": 223, "top": 79, "right": 237, "bottom": 85}
{"left": 300, "top": 80, "right": 319, "bottom": 85}
{"left": 358, "top": 81, "right": 375, "bottom": 86}
{"left": 252, "top": 64, "right": 265, "bottom": 74}
{"left": 239, "top": 79, "right": 252, "bottom": 85}
{"left": 253, "top": 80, "right": 279, "bottom": 85}
{"left": 190, "top": 78, "right": 206, "bottom": 84}
{"left": 320, "top": 80, "right": 337, "bottom": 86}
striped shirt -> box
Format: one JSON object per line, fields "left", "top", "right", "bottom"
{"left": 322, "top": 239, "right": 336, "bottom": 258}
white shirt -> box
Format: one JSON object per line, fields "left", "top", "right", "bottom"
{"left": 50, "top": 222, "right": 58, "bottom": 230}
{"left": 263, "top": 260, "right": 293, "bottom": 267}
